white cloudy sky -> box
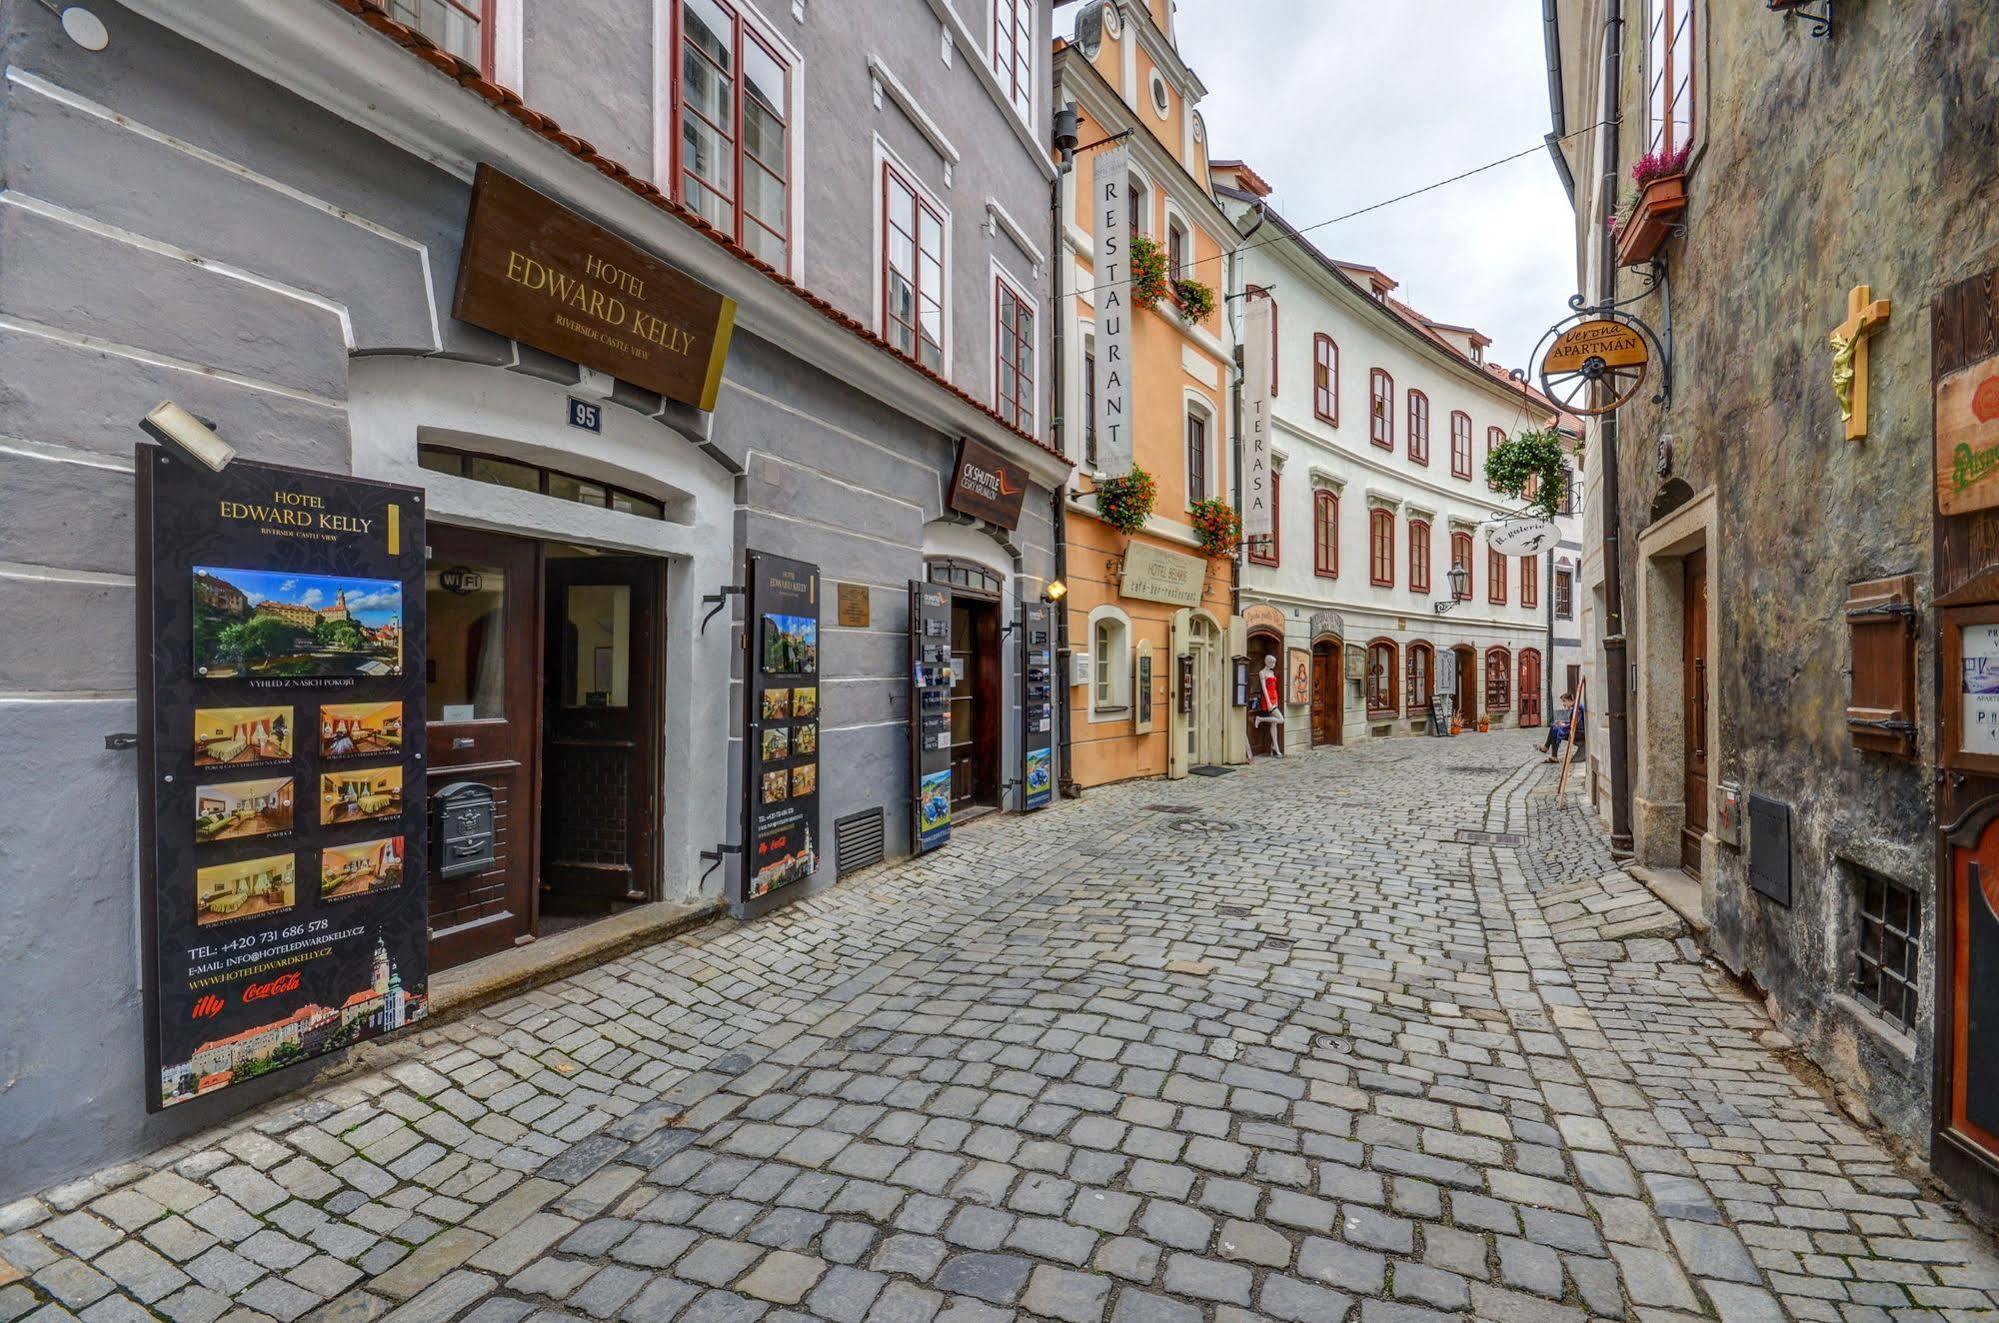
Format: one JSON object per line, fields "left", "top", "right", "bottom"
{"left": 1167, "top": 0, "right": 1579, "bottom": 371}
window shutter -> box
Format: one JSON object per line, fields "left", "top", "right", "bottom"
{"left": 1844, "top": 574, "right": 1916, "bottom": 756}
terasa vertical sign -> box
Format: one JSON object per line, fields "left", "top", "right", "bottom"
{"left": 1241, "top": 292, "right": 1274, "bottom": 539}
{"left": 1091, "top": 140, "right": 1134, "bottom": 474}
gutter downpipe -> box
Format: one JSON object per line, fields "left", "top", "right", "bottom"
{"left": 1052, "top": 106, "right": 1081, "bottom": 800}
{"left": 1543, "top": 0, "right": 1577, "bottom": 202}
{"left": 1227, "top": 201, "right": 1268, "bottom": 630}
{"left": 1597, "top": 0, "right": 1635, "bottom": 853}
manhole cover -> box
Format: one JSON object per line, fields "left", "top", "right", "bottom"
{"left": 1218, "top": 904, "right": 1250, "bottom": 918}
{"left": 1455, "top": 829, "right": 1525, "bottom": 846}
{"left": 1143, "top": 804, "right": 1203, "bottom": 815}
{"left": 1164, "top": 817, "right": 1235, "bottom": 836}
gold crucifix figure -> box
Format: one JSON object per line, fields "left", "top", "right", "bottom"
{"left": 1830, "top": 284, "right": 1891, "bottom": 442}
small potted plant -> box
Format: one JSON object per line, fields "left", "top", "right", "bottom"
{"left": 1188, "top": 498, "right": 1240, "bottom": 557}
{"left": 1128, "top": 236, "right": 1171, "bottom": 311}
{"left": 1094, "top": 466, "right": 1157, "bottom": 535}
{"left": 1611, "top": 142, "right": 1692, "bottom": 267}
{"left": 1172, "top": 277, "right": 1216, "bottom": 325}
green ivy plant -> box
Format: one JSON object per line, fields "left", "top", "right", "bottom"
{"left": 1094, "top": 466, "right": 1157, "bottom": 535}
{"left": 1483, "top": 428, "right": 1570, "bottom": 521}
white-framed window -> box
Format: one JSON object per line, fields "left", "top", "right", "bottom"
{"left": 1089, "top": 606, "right": 1132, "bottom": 718}
{"left": 992, "top": 262, "right": 1038, "bottom": 433}
{"left": 1184, "top": 393, "right": 1215, "bottom": 506}
{"left": 1166, "top": 215, "right": 1191, "bottom": 281}
{"left": 876, "top": 140, "right": 950, "bottom": 373}
{"left": 991, "top": 0, "right": 1033, "bottom": 123}
{"left": 1126, "top": 171, "right": 1151, "bottom": 238}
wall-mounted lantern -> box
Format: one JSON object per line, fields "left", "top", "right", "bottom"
{"left": 1432, "top": 563, "right": 1472, "bottom": 615}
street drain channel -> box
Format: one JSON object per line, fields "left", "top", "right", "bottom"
{"left": 1455, "top": 829, "right": 1526, "bottom": 846}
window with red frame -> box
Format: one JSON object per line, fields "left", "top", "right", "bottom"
{"left": 883, "top": 162, "right": 944, "bottom": 370}
{"left": 1450, "top": 411, "right": 1472, "bottom": 479}
{"left": 1313, "top": 490, "right": 1338, "bottom": 578}
{"left": 1369, "top": 508, "right": 1395, "bottom": 586}
{"left": 1648, "top": 0, "right": 1694, "bottom": 156}
{"left": 1409, "top": 519, "right": 1431, "bottom": 593}
{"left": 388, "top": 0, "right": 490, "bottom": 70}
{"left": 995, "top": 277, "right": 1034, "bottom": 431}
{"left": 1248, "top": 472, "right": 1280, "bottom": 565}
{"left": 1451, "top": 531, "right": 1473, "bottom": 599}
{"left": 1488, "top": 546, "right": 1508, "bottom": 604}
{"left": 1521, "top": 555, "right": 1539, "bottom": 608}
{"left": 1369, "top": 369, "right": 1394, "bottom": 450}
{"left": 1406, "top": 642, "right": 1433, "bottom": 715}
{"left": 1366, "top": 639, "right": 1399, "bottom": 717}
{"left": 1407, "top": 390, "right": 1430, "bottom": 464}
{"left": 1313, "top": 334, "right": 1338, "bottom": 424}
{"left": 1486, "top": 647, "right": 1512, "bottom": 713}
{"left": 1486, "top": 426, "right": 1506, "bottom": 490}
{"left": 992, "top": 0, "right": 1033, "bottom": 121}
{"left": 679, "top": 0, "right": 792, "bottom": 268}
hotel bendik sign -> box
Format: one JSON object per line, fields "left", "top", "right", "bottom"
{"left": 454, "top": 165, "right": 737, "bottom": 411}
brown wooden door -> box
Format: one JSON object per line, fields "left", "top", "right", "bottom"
{"left": 948, "top": 597, "right": 1001, "bottom": 810}
{"left": 425, "top": 526, "right": 539, "bottom": 969}
{"left": 1682, "top": 547, "right": 1709, "bottom": 874}
{"left": 542, "top": 553, "right": 662, "bottom": 905}
{"left": 1454, "top": 646, "right": 1477, "bottom": 724}
{"left": 1520, "top": 651, "right": 1543, "bottom": 728}
{"left": 1311, "top": 641, "right": 1342, "bottom": 745}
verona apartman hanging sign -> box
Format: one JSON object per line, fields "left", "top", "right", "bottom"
{"left": 1091, "top": 140, "right": 1134, "bottom": 474}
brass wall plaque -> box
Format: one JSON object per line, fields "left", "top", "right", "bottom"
{"left": 837, "top": 582, "right": 871, "bottom": 628}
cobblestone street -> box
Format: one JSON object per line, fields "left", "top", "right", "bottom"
{"left": 4, "top": 732, "right": 1995, "bottom": 1323}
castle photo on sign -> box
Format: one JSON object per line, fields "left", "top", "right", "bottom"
{"left": 194, "top": 567, "right": 402, "bottom": 678}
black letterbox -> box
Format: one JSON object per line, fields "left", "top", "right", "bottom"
{"left": 432, "top": 781, "right": 496, "bottom": 881}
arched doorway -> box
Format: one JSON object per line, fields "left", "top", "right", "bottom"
{"left": 1311, "top": 635, "right": 1343, "bottom": 746}
{"left": 1519, "top": 649, "right": 1543, "bottom": 728}
{"left": 1247, "top": 627, "right": 1283, "bottom": 755}
{"left": 1452, "top": 644, "right": 1478, "bottom": 726}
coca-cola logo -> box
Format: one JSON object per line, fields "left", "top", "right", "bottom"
{"left": 243, "top": 971, "right": 302, "bottom": 1002}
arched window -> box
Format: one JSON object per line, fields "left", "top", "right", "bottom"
{"left": 1486, "top": 426, "right": 1506, "bottom": 490}
{"left": 1451, "top": 531, "right": 1473, "bottom": 600}
{"left": 1488, "top": 546, "right": 1508, "bottom": 605}
{"left": 1369, "top": 369, "right": 1394, "bottom": 450}
{"left": 1450, "top": 411, "right": 1472, "bottom": 479}
{"left": 1089, "top": 607, "right": 1131, "bottom": 718}
{"left": 1485, "top": 646, "right": 1512, "bottom": 714}
{"left": 1313, "top": 490, "right": 1338, "bottom": 578}
{"left": 1369, "top": 508, "right": 1395, "bottom": 587}
{"left": 1167, "top": 217, "right": 1190, "bottom": 280}
{"left": 1407, "top": 390, "right": 1430, "bottom": 464}
{"left": 1407, "top": 641, "right": 1434, "bottom": 715}
{"left": 1366, "top": 638, "right": 1399, "bottom": 718}
{"left": 1521, "top": 555, "right": 1539, "bottom": 608}
{"left": 1409, "top": 519, "right": 1431, "bottom": 593}
{"left": 1128, "top": 175, "right": 1149, "bottom": 237}
{"left": 1313, "top": 334, "right": 1338, "bottom": 424}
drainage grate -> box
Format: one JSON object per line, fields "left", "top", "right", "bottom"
{"left": 1189, "top": 765, "right": 1236, "bottom": 777}
{"left": 1446, "top": 766, "right": 1516, "bottom": 775}
{"left": 1455, "top": 829, "right": 1525, "bottom": 846}
{"left": 1144, "top": 804, "right": 1203, "bottom": 815}
{"left": 836, "top": 807, "right": 886, "bottom": 876}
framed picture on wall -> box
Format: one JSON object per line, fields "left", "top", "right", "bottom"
{"left": 1944, "top": 604, "right": 1999, "bottom": 775}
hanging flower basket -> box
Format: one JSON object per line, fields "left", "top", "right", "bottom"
{"left": 1095, "top": 466, "right": 1157, "bottom": 535}
{"left": 1483, "top": 428, "right": 1570, "bottom": 520}
{"left": 1188, "top": 498, "right": 1240, "bottom": 557}
{"left": 1128, "top": 236, "right": 1171, "bottom": 311}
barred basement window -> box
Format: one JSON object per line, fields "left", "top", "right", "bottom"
{"left": 1854, "top": 868, "right": 1919, "bottom": 1034}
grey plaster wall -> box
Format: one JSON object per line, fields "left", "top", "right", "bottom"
{"left": 1594, "top": 0, "right": 1999, "bottom": 1149}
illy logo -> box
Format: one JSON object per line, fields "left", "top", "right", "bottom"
{"left": 192, "top": 994, "right": 224, "bottom": 1020}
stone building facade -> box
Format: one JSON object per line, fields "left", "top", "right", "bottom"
{"left": 1547, "top": 0, "right": 1999, "bottom": 1214}
{"left": 0, "top": 0, "right": 1063, "bottom": 1201}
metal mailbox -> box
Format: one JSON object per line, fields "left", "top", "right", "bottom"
{"left": 432, "top": 781, "right": 496, "bottom": 881}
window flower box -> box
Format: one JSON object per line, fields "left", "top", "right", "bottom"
{"left": 1614, "top": 172, "right": 1686, "bottom": 266}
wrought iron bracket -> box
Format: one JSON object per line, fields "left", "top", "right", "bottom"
{"left": 1432, "top": 599, "right": 1461, "bottom": 616}
{"left": 700, "top": 584, "right": 745, "bottom": 635}
{"left": 1773, "top": 1, "right": 1833, "bottom": 38}
{"left": 104, "top": 732, "right": 139, "bottom": 751}
{"left": 698, "top": 842, "right": 743, "bottom": 887}
{"left": 1848, "top": 717, "right": 1914, "bottom": 735}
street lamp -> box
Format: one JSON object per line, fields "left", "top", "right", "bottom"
{"left": 1433, "top": 562, "right": 1471, "bottom": 615}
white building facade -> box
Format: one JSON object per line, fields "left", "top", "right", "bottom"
{"left": 1215, "top": 165, "right": 1558, "bottom": 750}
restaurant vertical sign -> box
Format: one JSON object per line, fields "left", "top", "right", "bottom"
{"left": 738, "top": 552, "right": 822, "bottom": 911}
{"left": 137, "top": 448, "right": 428, "bottom": 1112}
{"left": 1091, "top": 141, "right": 1134, "bottom": 474}
{"left": 1241, "top": 292, "right": 1274, "bottom": 540}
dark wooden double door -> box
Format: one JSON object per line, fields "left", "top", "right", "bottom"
{"left": 1311, "top": 640, "right": 1342, "bottom": 746}
{"left": 424, "top": 527, "right": 663, "bottom": 969}
{"left": 948, "top": 596, "right": 1002, "bottom": 814}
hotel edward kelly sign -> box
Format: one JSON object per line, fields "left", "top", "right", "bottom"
{"left": 454, "top": 165, "right": 737, "bottom": 411}
{"left": 946, "top": 437, "right": 1029, "bottom": 530}
{"left": 137, "top": 448, "right": 429, "bottom": 1112}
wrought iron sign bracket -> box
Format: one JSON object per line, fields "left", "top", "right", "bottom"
{"left": 1771, "top": 1, "right": 1833, "bottom": 39}
{"left": 700, "top": 584, "right": 745, "bottom": 635}
{"left": 104, "top": 732, "right": 139, "bottom": 751}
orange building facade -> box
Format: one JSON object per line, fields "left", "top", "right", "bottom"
{"left": 1054, "top": 1, "right": 1246, "bottom": 787}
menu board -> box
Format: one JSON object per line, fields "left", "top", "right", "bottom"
{"left": 1020, "top": 601, "right": 1053, "bottom": 811}
{"left": 137, "top": 448, "right": 427, "bottom": 1113}
{"left": 910, "top": 582, "right": 954, "bottom": 853}
{"left": 738, "top": 552, "right": 821, "bottom": 909}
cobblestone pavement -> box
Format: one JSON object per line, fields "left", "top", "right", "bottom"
{"left": 4, "top": 731, "right": 1996, "bottom": 1323}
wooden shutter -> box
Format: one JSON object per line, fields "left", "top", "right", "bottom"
{"left": 1844, "top": 574, "right": 1916, "bottom": 756}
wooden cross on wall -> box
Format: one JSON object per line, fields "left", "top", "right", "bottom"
{"left": 1831, "top": 284, "right": 1892, "bottom": 442}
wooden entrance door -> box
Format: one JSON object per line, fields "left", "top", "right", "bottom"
{"left": 1520, "top": 650, "right": 1543, "bottom": 727}
{"left": 542, "top": 552, "right": 662, "bottom": 907}
{"left": 1453, "top": 646, "right": 1477, "bottom": 725}
{"left": 425, "top": 526, "right": 538, "bottom": 969}
{"left": 948, "top": 597, "right": 1001, "bottom": 811}
{"left": 1311, "top": 640, "right": 1342, "bottom": 745}
{"left": 1682, "top": 547, "right": 1709, "bottom": 874}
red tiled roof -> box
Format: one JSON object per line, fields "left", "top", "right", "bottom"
{"left": 322, "top": 0, "right": 1068, "bottom": 465}
{"left": 194, "top": 1003, "right": 331, "bottom": 1053}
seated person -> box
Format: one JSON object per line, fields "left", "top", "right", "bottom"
{"left": 1543, "top": 691, "right": 1576, "bottom": 761}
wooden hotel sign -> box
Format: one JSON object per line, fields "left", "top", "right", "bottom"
{"left": 454, "top": 165, "right": 737, "bottom": 411}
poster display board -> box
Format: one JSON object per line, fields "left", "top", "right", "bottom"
{"left": 138, "top": 449, "right": 428, "bottom": 1112}
{"left": 1020, "top": 602, "right": 1054, "bottom": 811}
{"left": 909, "top": 582, "right": 954, "bottom": 852}
{"left": 739, "top": 553, "right": 821, "bottom": 906}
